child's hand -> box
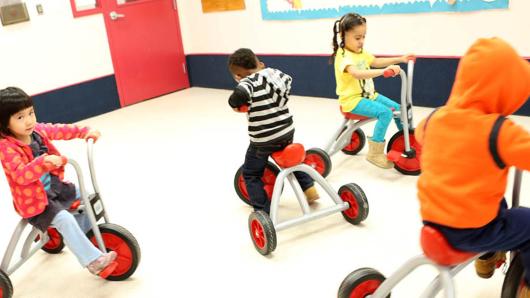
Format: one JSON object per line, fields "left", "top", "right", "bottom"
{"left": 384, "top": 65, "right": 401, "bottom": 77}
{"left": 85, "top": 129, "right": 101, "bottom": 143}
{"left": 401, "top": 53, "right": 416, "bottom": 63}
{"left": 44, "top": 155, "right": 66, "bottom": 167}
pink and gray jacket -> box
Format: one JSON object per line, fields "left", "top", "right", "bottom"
{"left": 0, "top": 123, "right": 89, "bottom": 218}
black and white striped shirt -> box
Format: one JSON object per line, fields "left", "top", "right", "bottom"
{"left": 229, "top": 68, "right": 295, "bottom": 145}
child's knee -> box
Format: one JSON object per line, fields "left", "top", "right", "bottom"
{"left": 378, "top": 109, "right": 394, "bottom": 121}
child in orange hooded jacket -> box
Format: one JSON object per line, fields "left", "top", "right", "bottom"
{"left": 415, "top": 38, "right": 530, "bottom": 296}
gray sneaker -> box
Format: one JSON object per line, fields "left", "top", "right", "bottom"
{"left": 87, "top": 251, "right": 118, "bottom": 275}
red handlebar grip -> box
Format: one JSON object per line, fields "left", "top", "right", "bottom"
{"left": 383, "top": 69, "right": 395, "bottom": 78}
{"left": 238, "top": 105, "right": 249, "bottom": 112}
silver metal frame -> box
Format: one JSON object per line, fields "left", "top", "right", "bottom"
{"left": 268, "top": 162, "right": 350, "bottom": 232}
{"left": 324, "top": 60, "right": 416, "bottom": 157}
{"left": 0, "top": 140, "right": 109, "bottom": 276}
{"left": 363, "top": 169, "right": 522, "bottom": 298}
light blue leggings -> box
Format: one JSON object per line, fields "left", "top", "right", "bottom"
{"left": 50, "top": 185, "right": 102, "bottom": 268}
{"left": 51, "top": 210, "right": 102, "bottom": 267}
{"left": 349, "top": 94, "right": 402, "bottom": 142}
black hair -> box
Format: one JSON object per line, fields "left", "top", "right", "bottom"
{"left": 0, "top": 87, "right": 34, "bottom": 136}
{"left": 330, "top": 13, "right": 367, "bottom": 63}
{"left": 228, "top": 48, "right": 258, "bottom": 70}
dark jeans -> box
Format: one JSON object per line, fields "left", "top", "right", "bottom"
{"left": 425, "top": 200, "right": 530, "bottom": 284}
{"left": 243, "top": 138, "right": 314, "bottom": 214}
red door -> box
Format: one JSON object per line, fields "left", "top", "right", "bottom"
{"left": 101, "top": 0, "right": 189, "bottom": 106}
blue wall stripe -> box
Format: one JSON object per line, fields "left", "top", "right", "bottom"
{"left": 33, "top": 75, "right": 120, "bottom": 123}
{"left": 186, "top": 54, "right": 530, "bottom": 116}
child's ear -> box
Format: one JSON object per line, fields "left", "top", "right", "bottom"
{"left": 259, "top": 61, "right": 265, "bottom": 69}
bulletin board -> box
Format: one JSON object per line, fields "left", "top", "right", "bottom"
{"left": 260, "top": 0, "right": 509, "bottom": 20}
{"left": 201, "top": 0, "right": 245, "bottom": 13}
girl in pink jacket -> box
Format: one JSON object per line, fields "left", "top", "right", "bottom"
{"left": 0, "top": 87, "right": 115, "bottom": 277}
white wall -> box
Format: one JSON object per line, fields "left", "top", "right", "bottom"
{"left": 176, "top": 0, "right": 530, "bottom": 57}
{"left": 0, "top": 1, "right": 113, "bottom": 95}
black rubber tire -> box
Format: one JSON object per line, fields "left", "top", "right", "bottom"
{"left": 340, "top": 128, "right": 366, "bottom": 156}
{"left": 40, "top": 228, "right": 65, "bottom": 254}
{"left": 501, "top": 253, "right": 524, "bottom": 298}
{"left": 338, "top": 183, "right": 369, "bottom": 225}
{"left": 386, "top": 129, "right": 421, "bottom": 176}
{"left": 86, "top": 223, "right": 141, "bottom": 281}
{"left": 304, "top": 147, "right": 332, "bottom": 178}
{"left": 234, "top": 162, "right": 281, "bottom": 205}
{"left": 248, "top": 211, "right": 277, "bottom": 256}
{"left": 0, "top": 269, "right": 13, "bottom": 298}
{"left": 338, "top": 267, "right": 389, "bottom": 298}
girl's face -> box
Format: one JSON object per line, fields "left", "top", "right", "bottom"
{"left": 8, "top": 106, "right": 36, "bottom": 141}
{"left": 343, "top": 24, "right": 367, "bottom": 54}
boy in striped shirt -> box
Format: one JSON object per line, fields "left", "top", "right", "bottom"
{"left": 228, "top": 48, "right": 319, "bottom": 214}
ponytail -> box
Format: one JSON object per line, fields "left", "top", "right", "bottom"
{"left": 330, "top": 19, "right": 341, "bottom": 63}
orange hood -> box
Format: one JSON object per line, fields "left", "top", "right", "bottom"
{"left": 416, "top": 38, "right": 530, "bottom": 228}
{"left": 447, "top": 37, "right": 530, "bottom": 115}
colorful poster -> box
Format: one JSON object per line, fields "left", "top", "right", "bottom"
{"left": 261, "top": 0, "right": 509, "bottom": 20}
{"left": 201, "top": 0, "right": 245, "bottom": 13}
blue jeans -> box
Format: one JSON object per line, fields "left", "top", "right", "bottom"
{"left": 51, "top": 210, "right": 102, "bottom": 267}
{"left": 349, "top": 94, "right": 402, "bottom": 142}
{"left": 243, "top": 137, "right": 314, "bottom": 214}
{"left": 426, "top": 200, "right": 530, "bottom": 284}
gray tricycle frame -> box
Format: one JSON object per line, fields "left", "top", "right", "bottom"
{"left": 0, "top": 139, "right": 110, "bottom": 276}
{"left": 268, "top": 163, "right": 350, "bottom": 232}
{"left": 365, "top": 169, "right": 522, "bottom": 298}
{"left": 324, "top": 60, "right": 416, "bottom": 157}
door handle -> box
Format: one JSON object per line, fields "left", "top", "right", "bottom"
{"left": 109, "top": 11, "right": 125, "bottom": 20}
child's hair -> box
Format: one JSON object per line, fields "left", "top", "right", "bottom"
{"left": 330, "top": 13, "right": 367, "bottom": 63}
{"left": 0, "top": 87, "right": 33, "bottom": 136}
{"left": 228, "top": 48, "right": 258, "bottom": 70}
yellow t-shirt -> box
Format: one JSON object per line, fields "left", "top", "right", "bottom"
{"left": 334, "top": 48, "right": 377, "bottom": 112}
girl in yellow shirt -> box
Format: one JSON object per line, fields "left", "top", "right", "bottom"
{"left": 331, "top": 13, "right": 413, "bottom": 169}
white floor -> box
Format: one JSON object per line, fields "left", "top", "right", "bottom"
{"left": 0, "top": 87, "right": 528, "bottom": 297}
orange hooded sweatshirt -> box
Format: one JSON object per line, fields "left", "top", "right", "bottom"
{"left": 416, "top": 38, "right": 530, "bottom": 228}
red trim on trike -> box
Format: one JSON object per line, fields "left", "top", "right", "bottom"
{"left": 91, "top": 233, "right": 133, "bottom": 277}
{"left": 340, "top": 190, "right": 359, "bottom": 220}
{"left": 44, "top": 228, "right": 62, "bottom": 250}
{"left": 250, "top": 219, "right": 266, "bottom": 249}
{"left": 348, "top": 279, "right": 382, "bottom": 298}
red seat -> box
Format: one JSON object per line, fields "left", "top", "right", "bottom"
{"left": 340, "top": 107, "right": 370, "bottom": 120}
{"left": 271, "top": 143, "right": 305, "bottom": 168}
{"left": 340, "top": 106, "right": 395, "bottom": 120}
{"left": 420, "top": 225, "right": 476, "bottom": 266}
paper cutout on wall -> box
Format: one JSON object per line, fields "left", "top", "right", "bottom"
{"left": 261, "top": 0, "right": 509, "bottom": 20}
{"left": 201, "top": 0, "right": 245, "bottom": 13}
{"left": 0, "top": 2, "right": 29, "bottom": 26}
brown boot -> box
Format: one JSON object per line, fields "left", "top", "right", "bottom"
{"left": 519, "top": 284, "right": 530, "bottom": 298}
{"left": 474, "top": 251, "right": 506, "bottom": 278}
{"left": 366, "top": 139, "right": 393, "bottom": 169}
{"left": 304, "top": 186, "right": 320, "bottom": 204}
